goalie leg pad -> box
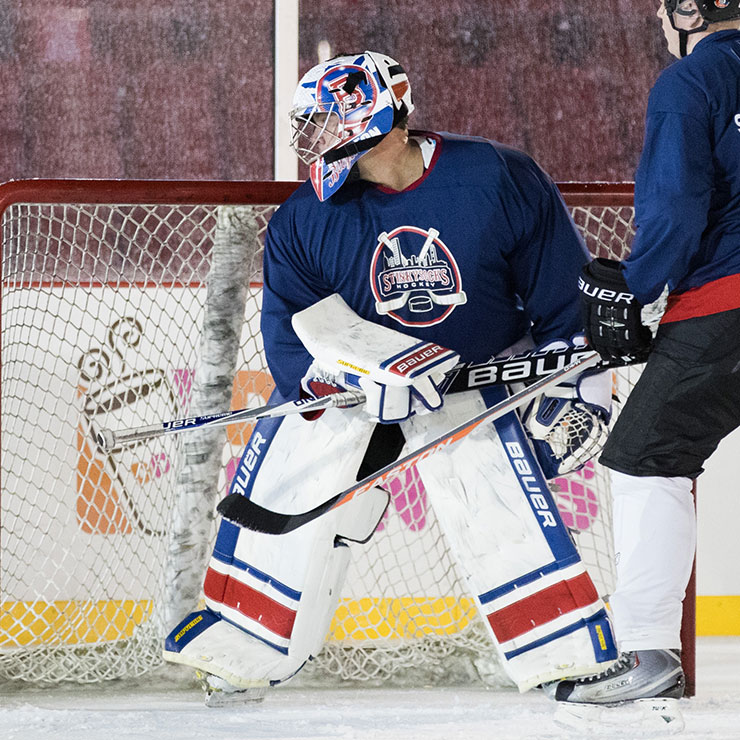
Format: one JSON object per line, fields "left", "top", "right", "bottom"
{"left": 403, "top": 387, "right": 617, "bottom": 691}
{"left": 163, "top": 607, "right": 306, "bottom": 689}
{"left": 164, "top": 404, "right": 387, "bottom": 686}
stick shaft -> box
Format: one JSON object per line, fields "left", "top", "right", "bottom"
{"left": 96, "top": 390, "right": 364, "bottom": 449}
{"left": 96, "top": 345, "right": 599, "bottom": 450}
{"left": 217, "top": 351, "right": 601, "bottom": 534}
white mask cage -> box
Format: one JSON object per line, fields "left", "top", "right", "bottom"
{"left": 289, "top": 106, "right": 344, "bottom": 166}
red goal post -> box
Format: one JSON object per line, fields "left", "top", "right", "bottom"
{"left": 0, "top": 179, "right": 694, "bottom": 693}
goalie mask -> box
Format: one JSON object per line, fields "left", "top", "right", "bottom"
{"left": 290, "top": 51, "right": 414, "bottom": 201}
{"left": 664, "top": 0, "right": 740, "bottom": 56}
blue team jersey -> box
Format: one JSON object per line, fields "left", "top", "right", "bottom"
{"left": 625, "top": 30, "right": 740, "bottom": 305}
{"left": 262, "top": 132, "right": 590, "bottom": 397}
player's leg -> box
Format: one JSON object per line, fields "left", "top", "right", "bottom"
{"left": 402, "top": 385, "right": 617, "bottom": 692}
{"left": 163, "top": 401, "right": 388, "bottom": 705}
{"left": 550, "top": 308, "right": 740, "bottom": 732}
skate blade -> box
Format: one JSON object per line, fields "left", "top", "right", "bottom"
{"left": 196, "top": 669, "right": 268, "bottom": 708}
{"left": 204, "top": 686, "right": 267, "bottom": 707}
{"left": 554, "top": 697, "right": 684, "bottom": 736}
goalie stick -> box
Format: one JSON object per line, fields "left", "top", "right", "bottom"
{"left": 216, "top": 350, "right": 601, "bottom": 535}
{"left": 96, "top": 343, "right": 599, "bottom": 450}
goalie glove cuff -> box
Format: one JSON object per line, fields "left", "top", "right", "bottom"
{"left": 358, "top": 369, "right": 449, "bottom": 424}
{"left": 410, "top": 372, "right": 447, "bottom": 412}
{"left": 299, "top": 362, "right": 360, "bottom": 421}
{"left": 575, "top": 370, "right": 612, "bottom": 421}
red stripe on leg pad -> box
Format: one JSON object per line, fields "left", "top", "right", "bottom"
{"left": 487, "top": 572, "right": 599, "bottom": 643}
{"left": 204, "top": 568, "right": 297, "bottom": 640}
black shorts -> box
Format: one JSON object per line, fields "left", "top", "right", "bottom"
{"left": 600, "top": 307, "right": 740, "bottom": 479}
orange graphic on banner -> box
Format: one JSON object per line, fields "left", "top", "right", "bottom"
{"left": 226, "top": 370, "right": 275, "bottom": 447}
{"left": 76, "top": 428, "right": 132, "bottom": 534}
{"left": 76, "top": 369, "right": 275, "bottom": 534}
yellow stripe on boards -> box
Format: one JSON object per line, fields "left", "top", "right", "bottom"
{"left": 0, "top": 600, "right": 152, "bottom": 647}
{"left": 4, "top": 596, "right": 739, "bottom": 648}
{"left": 696, "top": 596, "right": 740, "bottom": 636}
{"left": 329, "top": 597, "right": 480, "bottom": 641}
{"left": 1, "top": 597, "right": 481, "bottom": 647}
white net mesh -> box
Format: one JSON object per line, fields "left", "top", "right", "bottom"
{"left": 0, "top": 181, "right": 636, "bottom": 686}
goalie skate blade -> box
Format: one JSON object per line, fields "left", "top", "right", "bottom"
{"left": 196, "top": 670, "right": 268, "bottom": 708}
{"left": 554, "top": 698, "right": 684, "bottom": 736}
{"left": 204, "top": 686, "right": 267, "bottom": 708}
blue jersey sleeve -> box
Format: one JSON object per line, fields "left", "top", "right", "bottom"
{"left": 497, "top": 151, "right": 591, "bottom": 345}
{"left": 261, "top": 209, "right": 330, "bottom": 398}
{"left": 625, "top": 109, "right": 713, "bottom": 304}
{"left": 624, "top": 54, "right": 720, "bottom": 304}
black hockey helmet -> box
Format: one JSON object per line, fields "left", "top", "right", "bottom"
{"left": 664, "top": 0, "right": 740, "bottom": 56}
{"left": 665, "top": 0, "right": 740, "bottom": 25}
{"left": 693, "top": 0, "right": 740, "bottom": 22}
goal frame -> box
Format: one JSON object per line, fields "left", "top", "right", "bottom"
{"left": 0, "top": 178, "right": 695, "bottom": 695}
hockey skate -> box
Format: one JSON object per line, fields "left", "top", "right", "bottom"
{"left": 164, "top": 609, "right": 307, "bottom": 707}
{"left": 545, "top": 649, "right": 686, "bottom": 736}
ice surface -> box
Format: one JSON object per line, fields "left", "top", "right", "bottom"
{"left": 0, "top": 637, "right": 738, "bottom": 740}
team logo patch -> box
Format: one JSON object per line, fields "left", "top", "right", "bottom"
{"left": 369, "top": 226, "right": 467, "bottom": 326}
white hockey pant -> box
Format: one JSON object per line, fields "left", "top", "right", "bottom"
{"left": 402, "top": 387, "right": 618, "bottom": 691}
{"left": 608, "top": 470, "right": 696, "bottom": 651}
{"left": 189, "top": 405, "right": 386, "bottom": 686}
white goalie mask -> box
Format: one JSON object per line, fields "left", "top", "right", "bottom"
{"left": 289, "top": 51, "right": 414, "bottom": 201}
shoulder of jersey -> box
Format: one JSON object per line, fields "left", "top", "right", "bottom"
{"left": 431, "top": 133, "right": 517, "bottom": 185}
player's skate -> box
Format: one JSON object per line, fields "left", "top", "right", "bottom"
{"left": 546, "top": 649, "right": 685, "bottom": 735}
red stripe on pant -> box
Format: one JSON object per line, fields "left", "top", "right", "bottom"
{"left": 487, "top": 572, "right": 599, "bottom": 643}
{"left": 204, "top": 567, "right": 296, "bottom": 640}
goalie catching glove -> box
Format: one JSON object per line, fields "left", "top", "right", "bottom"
{"left": 521, "top": 338, "right": 612, "bottom": 478}
{"left": 294, "top": 294, "right": 460, "bottom": 424}
{"left": 578, "top": 257, "right": 653, "bottom": 364}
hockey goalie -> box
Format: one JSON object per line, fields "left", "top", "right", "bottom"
{"left": 163, "top": 51, "right": 617, "bottom": 707}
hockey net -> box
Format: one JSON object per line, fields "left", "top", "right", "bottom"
{"left": 0, "top": 179, "right": 661, "bottom": 687}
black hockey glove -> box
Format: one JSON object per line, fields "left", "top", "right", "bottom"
{"left": 578, "top": 258, "right": 653, "bottom": 365}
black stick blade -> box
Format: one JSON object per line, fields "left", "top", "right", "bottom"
{"left": 216, "top": 492, "right": 341, "bottom": 535}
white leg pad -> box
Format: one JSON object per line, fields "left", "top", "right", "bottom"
{"left": 165, "top": 405, "right": 386, "bottom": 686}
{"left": 402, "top": 389, "right": 617, "bottom": 691}
{"left": 164, "top": 612, "right": 304, "bottom": 688}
